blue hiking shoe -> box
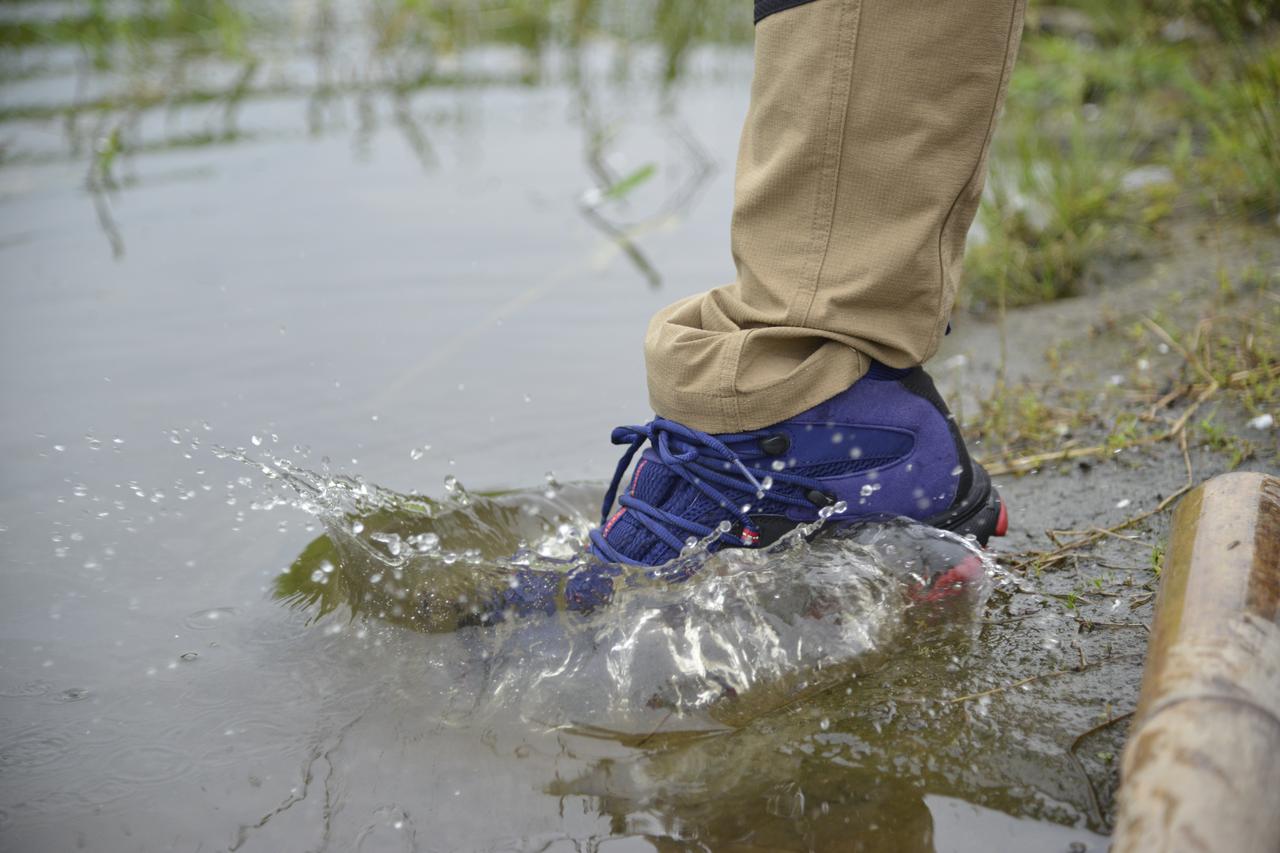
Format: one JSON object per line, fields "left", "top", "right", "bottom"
{"left": 590, "top": 362, "right": 1007, "bottom": 567}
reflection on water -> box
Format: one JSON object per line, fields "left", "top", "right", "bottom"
{"left": 1, "top": 0, "right": 732, "bottom": 277}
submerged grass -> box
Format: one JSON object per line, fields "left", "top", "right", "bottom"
{"left": 1, "top": 0, "right": 1274, "bottom": 303}
{"left": 0, "top": 0, "right": 258, "bottom": 63}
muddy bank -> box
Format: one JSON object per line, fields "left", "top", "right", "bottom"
{"left": 935, "top": 222, "right": 1280, "bottom": 827}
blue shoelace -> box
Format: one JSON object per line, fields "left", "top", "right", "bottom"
{"left": 589, "top": 417, "right": 828, "bottom": 564}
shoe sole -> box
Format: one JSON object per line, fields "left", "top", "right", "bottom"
{"left": 923, "top": 463, "right": 1007, "bottom": 546}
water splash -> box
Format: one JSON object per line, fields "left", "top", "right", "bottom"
{"left": 224, "top": 447, "right": 994, "bottom": 730}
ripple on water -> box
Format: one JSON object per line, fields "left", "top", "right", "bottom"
{"left": 76, "top": 777, "right": 137, "bottom": 808}
{"left": 354, "top": 805, "right": 417, "bottom": 853}
{"left": 242, "top": 608, "right": 314, "bottom": 650}
{"left": 183, "top": 606, "right": 238, "bottom": 631}
{"left": 178, "top": 711, "right": 301, "bottom": 765}
{"left": 0, "top": 726, "right": 73, "bottom": 770}
{"left": 51, "top": 686, "right": 92, "bottom": 703}
{"left": 0, "top": 679, "right": 52, "bottom": 699}
{"left": 63, "top": 715, "right": 130, "bottom": 751}
{"left": 101, "top": 744, "right": 195, "bottom": 786}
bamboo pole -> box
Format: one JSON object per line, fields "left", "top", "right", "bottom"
{"left": 1111, "top": 472, "right": 1280, "bottom": 853}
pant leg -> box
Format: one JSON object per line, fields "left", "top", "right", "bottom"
{"left": 644, "top": 0, "right": 1026, "bottom": 433}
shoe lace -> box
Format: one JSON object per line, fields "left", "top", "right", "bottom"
{"left": 589, "top": 417, "right": 827, "bottom": 564}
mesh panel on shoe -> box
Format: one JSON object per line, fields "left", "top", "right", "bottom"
{"left": 791, "top": 457, "right": 895, "bottom": 478}
{"left": 608, "top": 461, "right": 738, "bottom": 565}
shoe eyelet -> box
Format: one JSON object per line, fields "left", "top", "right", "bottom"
{"left": 806, "top": 489, "right": 835, "bottom": 508}
{"left": 758, "top": 433, "right": 790, "bottom": 456}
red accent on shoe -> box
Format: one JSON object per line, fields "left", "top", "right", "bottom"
{"left": 741, "top": 528, "right": 759, "bottom": 547}
{"left": 909, "top": 555, "right": 985, "bottom": 603}
{"left": 994, "top": 501, "right": 1009, "bottom": 537}
{"left": 603, "top": 459, "right": 650, "bottom": 538}
{"left": 602, "top": 508, "right": 626, "bottom": 537}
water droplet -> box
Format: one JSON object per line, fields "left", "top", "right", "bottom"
{"left": 444, "top": 475, "right": 472, "bottom": 507}
{"left": 371, "top": 533, "right": 402, "bottom": 557}
{"left": 859, "top": 483, "right": 881, "bottom": 497}
{"left": 409, "top": 532, "right": 440, "bottom": 553}
{"left": 849, "top": 447, "right": 862, "bottom": 459}
{"left": 771, "top": 460, "right": 786, "bottom": 471}
{"left": 409, "top": 447, "right": 424, "bottom": 461}
{"left": 351, "top": 521, "right": 364, "bottom": 534}
{"left": 251, "top": 435, "right": 262, "bottom": 446}
{"left": 819, "top": 717, "right": 830, "bottom": 731}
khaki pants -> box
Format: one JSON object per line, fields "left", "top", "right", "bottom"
{"left": 644, "top": 0, "right": 1026, "bottom": 433}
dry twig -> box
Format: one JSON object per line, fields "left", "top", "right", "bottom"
{"left": 1066, "top": 709, "right": 1136, "bottom": 829}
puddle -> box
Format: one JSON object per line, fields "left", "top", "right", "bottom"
{"left": 1, "top": 1, "right": 1115, "bottom": 850}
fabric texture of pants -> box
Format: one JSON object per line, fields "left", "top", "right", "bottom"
{"left": 644, "top": 0, "right": 1027, "bottom": 433}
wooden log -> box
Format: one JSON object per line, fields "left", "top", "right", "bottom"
{"left": 1112, "top": 472, "right": 1280, "bottom": 853}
